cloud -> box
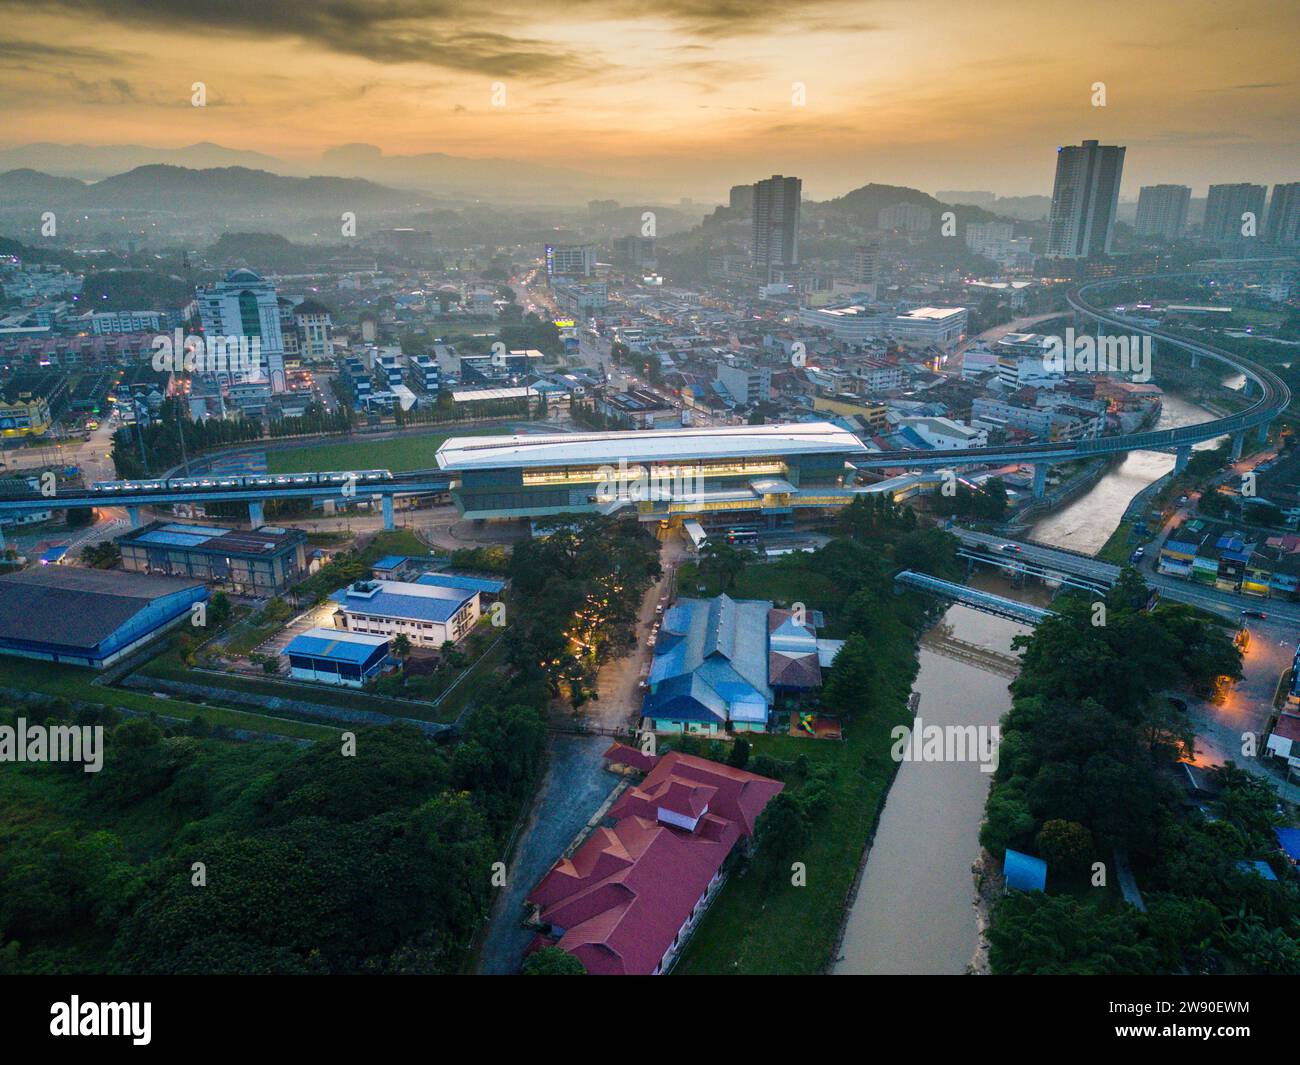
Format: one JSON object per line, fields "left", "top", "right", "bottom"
{"left": 0, "top": 0, "right": 598, "bottom": 79}
{"left": 602, "top": 0, "right": 877, "bottom": 38}
{"left": 0, "top": 37, "right": 135, "bottom": 65}
{"left": 57, "top": 72, "right": 138, "bottom": 103}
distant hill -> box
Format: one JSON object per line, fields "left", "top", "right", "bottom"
{"left": 0, "top": 142, "right": 292, "bottom": 181}
{"left": 0, "top": 141, "right": 653, "bottom": 201}
{"left": 0, "top": 165, "right": 418, "bottom": 212}
{"left": 0, "top": 168, "right": 88, "bottom": 203}
{"left": 813, "top": 182, "right": 1006, "bottom": 226}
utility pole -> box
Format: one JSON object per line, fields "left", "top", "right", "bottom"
{"left": 171, "top": 378, "right": 190, "bottom": 475}
{"left": 134, "top": 398, "right": 148, "bottom": 474}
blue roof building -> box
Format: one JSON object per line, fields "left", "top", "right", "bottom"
{"left": 644, "top": 595, "right": 772, "bottom": 735}
{"left": 284, "top": 627, "right": 391, "bottom": 687}
{"left": 330, "top": 579, "right": 480, "bottom": 648}
{"left": 371, "top": 555, "right": 413, "bottom": 578}
{"left": 642, "top": 593, "right": 839, "bottom": 735}
{"left": 118, "top": 520, "right": 307, "bottom": 594}
{"left": 1003, "top": 849, "right": 1048, "bottom": 893}
{"left": 0, "top": 566, "right": 208, "bottom": 669}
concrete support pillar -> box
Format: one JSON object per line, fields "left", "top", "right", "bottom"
{"left": 1174, "top": 445, "right": 1192, "bottom": 474}
{"left": 382, "top": 494, "right": 395, "bottom": 531}
{"left": 1231, "top": 432, "right": 1244, "bottom": 463}
{"left": 0, "top": 522, "right": 6, "bottom": 553}
{"left": 1190, "top": 352, "right": 1200, "bottom": 369}
{"left": 1032, "top": 462, "right": 1048, "bottom": 499}
{"left": 127, "top": 505, "right": 142, "bottom": 529}
{"left": 248, "top": 500, "right": 264, "bottom": 527}
{"left": 1257, "top": 421, "right": 1270, "bottom": 445}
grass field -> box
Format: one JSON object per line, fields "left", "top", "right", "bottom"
{"left": 0, "top": 656, "right": 338, "bottom": 741}
{"left": 265, "top": 428, "right": 500, "bottom": 474}
{"left": 676, "top": 558, "right": 845, "bottom": 633}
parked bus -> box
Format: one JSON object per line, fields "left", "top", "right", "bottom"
{"left": 724, "top": 524, "right": 759, "bottom": 547}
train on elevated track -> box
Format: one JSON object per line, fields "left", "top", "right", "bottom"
{"left": 88, "top": 469, "right": 396, "bottom": 494}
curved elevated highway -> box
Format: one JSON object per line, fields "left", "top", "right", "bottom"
{"left": 854, "top": 265, "right": 1294, "bottom": 484}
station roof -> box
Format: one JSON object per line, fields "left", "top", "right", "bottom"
{"left": 435, "top": 421, "right": 866, "bottom": 471}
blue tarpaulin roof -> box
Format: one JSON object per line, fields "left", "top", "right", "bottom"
{"left": 1003, "top": 849, "right": 1048, "bottom": 892}
{"left": 1275, "top": 827, "right": 1300, "bottom": 861}
{"left": 1237, "top": 859, "right": 1278, "bottom": 881}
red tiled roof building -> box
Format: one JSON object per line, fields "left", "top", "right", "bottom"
{"left": 526, "top": 747, "right": 783, "bottom": 975}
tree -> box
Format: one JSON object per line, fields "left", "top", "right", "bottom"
{"left": 392, "top": 635, "right": 412, "bottom": 661}
{"left": 989, "top": 893, "right": 1160, "bottom": 975}
{"left": 820, "top": 633, "right": 872, "bottom": 717}
{"left": 79, "top": 541, "right": 121, "bottom": 569}
{"left": 699, "top": 539, "right": 749, "bottom": 592}
{"left": 754, "top": 792, "right": 810, "bottom": 882}
{"left": 208, "top": 591, "right": 232, "bottom": 628}
{"left": 727, "top": 738, "right": 751, "bottom": 770}
{"left": 1036, "top": 819, "right": 1094, "bottom": 878}
{"left": 522, "top": 947, "right": 586, "bottom": 975}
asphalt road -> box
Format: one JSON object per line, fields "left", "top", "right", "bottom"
{"left": 475, "top": 735, "right": 620, "bottom": 974}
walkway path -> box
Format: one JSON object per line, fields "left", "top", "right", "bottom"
{"left": 476, "top": 735, "right": 620, "bottom": 973}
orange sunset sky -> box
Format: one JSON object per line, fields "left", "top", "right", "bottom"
{"left": 1, "top": 0, "right": 1297, "bottom": 200}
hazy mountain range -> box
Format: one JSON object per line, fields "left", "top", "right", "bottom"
{"left": 0, "top": 165, "right": 420, "bottom": 213}
{"left": 0, "top": 142, "right": 657, "bottom": 201}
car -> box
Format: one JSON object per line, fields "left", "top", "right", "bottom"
{"left": 1130, "top": 547, "right": 1145, "bottom": 563}
{"left": 997, "top": 543, "right": 1021, "bottom": 553}
{"left": 1242, "top": 609, "right": 1268, "bottom": 619}
{"left": 1178, "top": 495, "right": 1189, "bottom": 506}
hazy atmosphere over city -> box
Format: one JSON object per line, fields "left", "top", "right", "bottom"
{"left": 1, "top": 0, "right": 1299, "bottom": 1043}
{"left": 1, "top": 0, "right": 1298, "bottom": 197}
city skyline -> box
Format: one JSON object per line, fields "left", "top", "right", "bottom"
{"left": 0, "top": 0, "right": 1297, "bottom": 200}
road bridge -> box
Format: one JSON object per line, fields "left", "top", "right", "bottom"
{"left": 955, "top": 547, "right": 1111, "bottom": 595}
{"left": 895, "top": 569, "right": 1056, "bottom": 625}
{"left": 920, "top": 629, "right": 1022, "bottom": 678}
